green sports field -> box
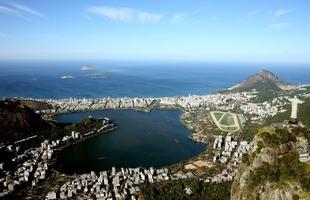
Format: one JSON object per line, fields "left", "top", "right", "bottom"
{"left": 210, "top": 111, "right": 241, "bottom": 132}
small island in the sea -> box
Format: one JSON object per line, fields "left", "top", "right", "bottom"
{"left": 81, "top": 65, "right": 96, "bottom": 71}
{"left": 86, "top": 72, "right": 112, "bottom": 79}
{"left": 61, "top": 75, "right": 75, "bottom": 80}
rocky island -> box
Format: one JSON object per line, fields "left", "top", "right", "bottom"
{"left": 81, "top": 65, "right": 96, "bottom": 71}
{"left": 61, "top": 75, "right": 75, "bottom": 80}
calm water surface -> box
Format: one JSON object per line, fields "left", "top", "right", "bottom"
{"left": 54, "top": 109, "right": 206, "bottom": 173}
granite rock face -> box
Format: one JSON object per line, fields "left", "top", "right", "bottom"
{"left": 231, "top": 128, "right": 310, "bottom": 200}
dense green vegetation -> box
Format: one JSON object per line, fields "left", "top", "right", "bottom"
{"left": 32, "top": 118, "right": 104, "bottom": 142}
{"left": 246, "top": 128, "right": 310, "bottom": 192}
{"left": 247, "top": 150, "right": 310, "bottom": 191}
{"left": 291, "top": 126, "right": 310, "bottom": 141}
{"left": 235, "top": 79, "right": 281, "bottom": 102}
{"left": 260, "top": 128, "right": 296, "bottom": 147}
{"left": 241, "top": 122, "right": 262, "bottom": 141}
{"left": 64, "top": 117, "right": 103, "bottom": 133}
{"left": 141, "top": 179, "right": 232, "bottom": 200}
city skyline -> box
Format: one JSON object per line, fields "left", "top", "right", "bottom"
{"left": 0, "top": 0, "right": 310, "bottom": 63}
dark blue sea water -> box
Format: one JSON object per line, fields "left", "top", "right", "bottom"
{"left": 1, "top": 61, "right": 309, "bottom": 99}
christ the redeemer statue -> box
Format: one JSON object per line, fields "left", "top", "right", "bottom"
{"left": 288, "top": 96, "right": 304, "bottom": 124}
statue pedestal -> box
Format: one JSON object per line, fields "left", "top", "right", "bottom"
{"left": 289, "top": 118, "right": 298, "bottom": 124}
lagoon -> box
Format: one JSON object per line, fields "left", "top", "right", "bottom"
{"left": 54, "top": 109, "right": 206, "bottom": 174}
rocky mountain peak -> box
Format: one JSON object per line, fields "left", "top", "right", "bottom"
{"left": 231, "top": 69, "right": 289, "bottom": 90}
{"left": 258, "top": 69, "right": 279, "bottom": 81}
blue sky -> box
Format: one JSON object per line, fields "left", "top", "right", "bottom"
{"left": 0, "top": 0, "right": 310, "bottom": 63}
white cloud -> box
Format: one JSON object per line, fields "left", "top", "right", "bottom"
{"left": 274, "top": 9, "right": 292, "bottom": 18}
{"left": 269, "top": 22, "right": 289, "bottom": 30}
{"left": 0, "top": 5, "right": 22, "bottom": 17}
{"left": 88, "top": 7, "right": 133, "bottom": 22}
{"left": 0, "top": 3, "right": 43, "bottom": 20}
{"left": 88, "top": 6, "right": 162, "bottom": 23}
{"left": 9, "top": 2, "right": 44, "bottom": 18}
{"left": 137, "top": 12, "right": 162, "bottom": 24}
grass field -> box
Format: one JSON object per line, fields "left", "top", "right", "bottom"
{"left": 220, "top": 114, "right": 235, "bottom": 126}
{"left": 213, "top": 112, "right": 223, "bottom": 121}
{"left": 210, "top": 111, "right": 241, "bottom": 132}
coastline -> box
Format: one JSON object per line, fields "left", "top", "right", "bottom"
{"left": 3, "top": 81, "right": 310, "bottom": 199}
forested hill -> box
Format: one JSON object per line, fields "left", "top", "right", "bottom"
{"left": 0, "top": 100, "right": 52, "bottom": 143}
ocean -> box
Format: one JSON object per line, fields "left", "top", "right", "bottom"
{"left": 1, "top": 60, "right": 309, "bottom": 99}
